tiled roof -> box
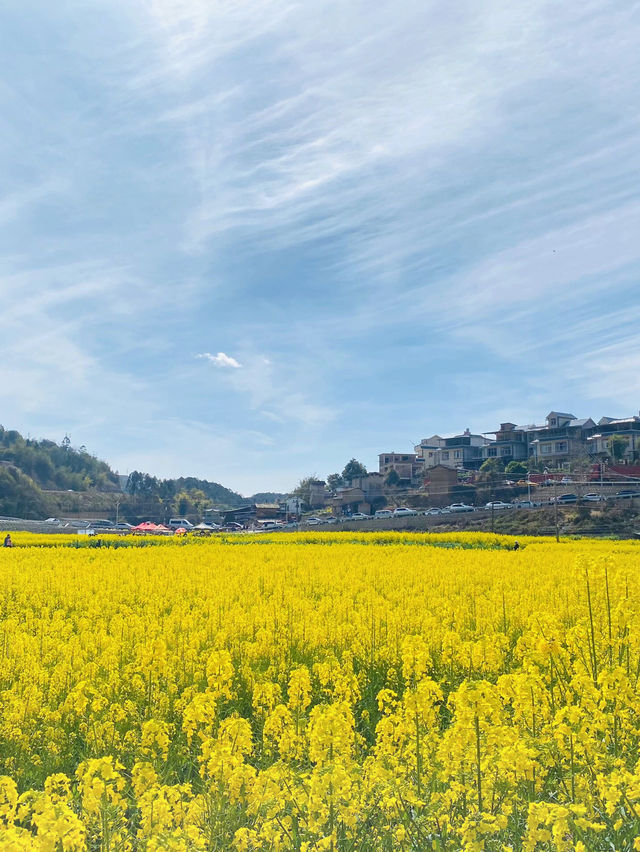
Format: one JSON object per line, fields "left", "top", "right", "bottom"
{"left": 547, "top": 411, "right": 576, "bottom": 419}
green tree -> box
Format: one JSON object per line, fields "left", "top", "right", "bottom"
{"left": 341, "top": 459, "right": 367, "bottom": 485}
{"left": 609, "top": 434, "right": 628, "bottom": 462}
{"left": 291, "top": 476, "right": 318, "bottom": 509}
{"left": 479, "top": 458, "right": 505, "bottom": 475}
{"left": 384, "top": 469, "right": 401, "bottom": 488}
{"left": 326, "top": 473, "right": 344, "bottom": 492}
{"left": 504, "top": 460, "right": 528, "bottom": 478}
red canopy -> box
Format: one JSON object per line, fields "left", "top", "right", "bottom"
{"left": 131, "top": 521, "right": 158, "bottom": 531}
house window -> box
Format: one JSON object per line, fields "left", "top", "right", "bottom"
{"left": 487, "top": 448, "right": 497, "bottom": 457}
{"left": 549, "top": 418, "right": 557, "bottom": 426}
{"left": 500, "top": 448, "right": 512, "bottom": 456}
{"left": 541, "top": 444, "right": 552, "bottom": 455}
{"left": 555, "top": 442, "right": 567, "bottom": 453}
{"left": 441, "top": 451, "right": 449, "bottom": 460}
{"left": 454, "top": 450, "right": 461, "bottom": 459}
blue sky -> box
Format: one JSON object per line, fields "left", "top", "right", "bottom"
{"left": 2, "top": 0, "right": 640, "bottom": 495}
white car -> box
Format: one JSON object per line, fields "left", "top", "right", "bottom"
{"left": 447, "top": 503, "right": 475, "bottom": 513}
{"left": 485, "top": 501, "right": 513, "bottom": 510}
{"left": 374, "top": 509, "right": 393, "bottom": 519}
{"left": 168, "top": 518, "right": 194, "bottom": 530}
{"left": 304, "top": 516, "right": 324, "bottom": 525}
{"left": 582, "top": 493, "right": 605, "bottom": 502}
{"left": 348, "top": 513, "right": 370, "bottom": 521}
{"left": 423, "top": 508, "right": 442, "bottom": 515}
{"left": 393, "top": 507, "right": 418, "bottom": 517}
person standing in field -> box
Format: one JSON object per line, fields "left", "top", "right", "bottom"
{"left": 3, "top": 534, "right": 13, "bottom": 547}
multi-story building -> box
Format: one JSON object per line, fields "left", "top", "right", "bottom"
{"left": 415, "top": 431, "right": 492, "bottom": 470}
{"left": 378, "top": 453, "right": 424, "bottom": 486}
{"left": 437, "top": 429, "right": 492, "bottom": 470}
{"left": 586, "top": 415, "right": 640, "bottom": 461}
{"left": 414, "top": 435, "right": 446, "bottom": 468}
{"left": 481, "top": 422, "right": 533, "bottom": 464}
{"left": 528, "top": 412, "right": 596, "bottom": 465}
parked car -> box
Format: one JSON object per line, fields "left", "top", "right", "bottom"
{"left": 447, "top": 503, "right": 475, "bottom": 513}
{"left": 393, "top": 507, "right": 418, "bottom": 516}
{"left": 168, "top": 518, "right": 194, "bottom": 530}
{"left": 616, "top": 489, "right": 640, "bottom": 499}
{"left": 258, "top": 521, "right": 283, "bottom": 531}
{"left": 348, "top": 513, "right": 370, "bottom": 521}
{"left": 582, "top": 493, "right": 605, "bottom": 502}
{"left": 85, "top": 519, "right": 114, "bottom": 528}
{"left": 423, "top": 508, "right": 443, "bottom": 515}
{"left": 556, "top": 493, "right": 578, "bottom": 503}
{"left": 485, "top": 501, "right": 513, "bottom": 510}
{"left": 560, "top": 477, "right": 573, "bottom": 484}
{"left": 304, "top": 517, "right": 323, "bottom": 525}
{"left": 514, "top": 500, "right": 537, "bottom": 509}
{"left": 116, "top": 522, "right": 133, "bottom": 529}
{"left": 221, "top": 522, "right": 243, "bottom": 531}
{"left": 374, "top": 509, "right": 393, "bottom": 519}
{"left": 44, "top": 517, "right": 63, "bottom": 526}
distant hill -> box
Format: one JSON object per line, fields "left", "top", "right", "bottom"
{"left": 0, "top": 427, "right": 120, "bottom": 493}
{"left": 0, "top": 425, "right": 259, "bottom": 520}
{"left": 249, "top": 492, "right": 288, "bottom": 504}
{"left": 170, "top": 476, "right": 245, "bottom": 508}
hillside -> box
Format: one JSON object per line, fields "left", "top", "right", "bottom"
{"left": 0, "top": 427, "right": 120, "bottom": 493}
{"left": 0, "top": 426, "right": 252, "bottom": 520}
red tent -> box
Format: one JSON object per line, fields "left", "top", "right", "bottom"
{"left": 131, "top": 521, "right": 158, "bottom": 531}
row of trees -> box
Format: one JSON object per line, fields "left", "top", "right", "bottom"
{"left": 125, "top": 471, "right": 244, "bottom": 507}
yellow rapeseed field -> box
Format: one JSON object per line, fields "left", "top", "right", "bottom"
{"left": 1, "top": 531, "right": 640, "bottom": 850}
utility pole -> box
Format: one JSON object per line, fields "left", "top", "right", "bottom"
{"left": 491, "top": 477, "right": 495, "bottom": 532}
{"left": 554, "top": 478, "right": 559, "bottom": 542}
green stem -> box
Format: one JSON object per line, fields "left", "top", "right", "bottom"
{"left": 474, "top": 713, "right": 483, "bottom": 812}
{"left": 585, "top": 570, "right": 598, "bottom": 684}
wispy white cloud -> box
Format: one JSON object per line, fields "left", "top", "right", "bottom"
{"left": 197, "top": 351, "right": 242, "bottom": 368}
